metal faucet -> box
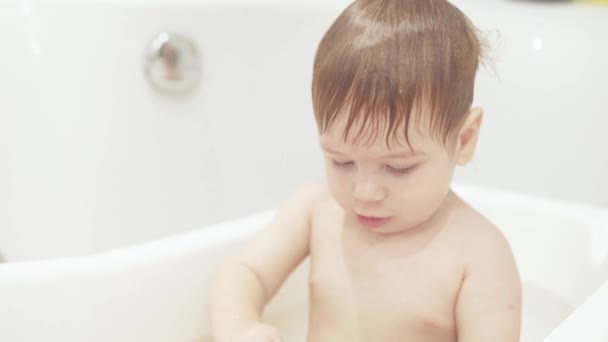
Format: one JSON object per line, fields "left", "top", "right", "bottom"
{"left": 144, "top": 31, "right": 201, "bottom": 92}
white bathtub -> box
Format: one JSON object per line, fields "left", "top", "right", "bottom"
{"left": 1, "top": 0, "right": 607, "bottom": 341}
{"left": 0, "top": 185, "right": 607, "bottom": 341}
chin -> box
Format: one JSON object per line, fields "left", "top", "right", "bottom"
{"left": 384, "top": 217, "right": 429, "bottom": 234}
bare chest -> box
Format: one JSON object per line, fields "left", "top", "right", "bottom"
{"left": 308, "top": 213, "right": 463, "bottom": 341}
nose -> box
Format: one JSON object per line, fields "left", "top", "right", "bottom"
{"left": 353, "top": 181, "right": 386, "bottom": 203}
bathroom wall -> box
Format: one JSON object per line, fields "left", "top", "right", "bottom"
{"left": 452, "top": 0, "right": 608, "bottom": 208}
{"left": 0, "top": 0, "right": 606, "bottom": 261}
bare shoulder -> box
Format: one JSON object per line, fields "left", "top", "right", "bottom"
{"left": 294, "top": 179, "right": 327, "bottom": 200}
{"left": 452, "top": 196, "right": 522, "bottom": 341}
{"left": 290, "top": 179, "right": 333, "bottom": 214}
{"left": 455, "top": 200, "right": 516, "bottom": 267}
{"left": 230, "top": 180, "right": 330, "bottom": 301}
{"left": 273, "top": 179, "right": 327, "bottom": 217}
{"left": 287, "top": 179, "right": 329, "bottom": 213}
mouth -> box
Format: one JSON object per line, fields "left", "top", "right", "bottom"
{"left": 356, "top": 214, "right": 392, "bottom": 228}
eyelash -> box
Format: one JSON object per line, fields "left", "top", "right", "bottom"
{"left": 331, "top": 160, "right": 416, "bottom": 175}
{"left": 385, "top": 164, "right": 416, "bottom": 175}
{"left": 332, "top": 160, "right": 354, "bottom": 168}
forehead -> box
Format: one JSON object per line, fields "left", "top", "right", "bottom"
{"left": 319, "top": 111, "right": 435, "bottom": 154}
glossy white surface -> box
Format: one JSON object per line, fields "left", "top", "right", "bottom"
{"left": 0, "top": 185, "right": 607, "bottom": 341}
{"left": 0, "top": 0, "right": 607, "bottom": 261}
{"left": 0, "top": 2, "right": 607, "bottom": 340}
{"left": 546, "top": 279, "right": 608, "bottom": 342}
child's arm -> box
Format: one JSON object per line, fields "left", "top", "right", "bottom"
{"left": 455, "top": 229, "right": 522, "bottom": 342}
{"left": 209, "top": 182, "right": 321, "bottom": 341}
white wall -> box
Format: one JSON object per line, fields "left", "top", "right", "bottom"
{"left": 452, "top": 0, "right": 608, "bottom": 208}
{"left": 0, "top": 0, "right": 606, "bottom": 261}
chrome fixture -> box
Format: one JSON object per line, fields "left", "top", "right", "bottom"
{"left": 144, "top": 31, "right": 200, "bottom": 92}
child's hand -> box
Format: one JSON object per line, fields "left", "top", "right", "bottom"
{"left": 231, "top": 321, "right": 283, "bottom": 342}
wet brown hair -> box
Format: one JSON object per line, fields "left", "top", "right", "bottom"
{"left": 312, "top": 0, "right": 488, "bottom": 148}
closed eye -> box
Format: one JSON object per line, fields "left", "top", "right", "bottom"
{"left": 332, "top": 160, "right": 354, "bottom": 168}
{"left": 386, "top": 164, "right": 417, "bottom": 175}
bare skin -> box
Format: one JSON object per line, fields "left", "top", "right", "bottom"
{"left": 209, "top": 108, "right": 522, "bottom": 341}
{"left": 307, "top": 184, "right": 519, "bottom": 342}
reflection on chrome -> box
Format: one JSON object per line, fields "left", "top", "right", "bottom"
{"left": 144, "top": 31, "right": 201, "bottom": 93}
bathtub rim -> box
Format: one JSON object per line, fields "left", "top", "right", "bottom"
{"left": 0, "top": 183, "right": 606, "bottom": 279}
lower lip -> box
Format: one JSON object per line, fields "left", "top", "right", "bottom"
{"left": 356, "top": 215, "right": 391, "bottom": 228}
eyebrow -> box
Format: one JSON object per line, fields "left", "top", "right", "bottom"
{"left": 321, "top": 145, "right": 424, "bottom": 159}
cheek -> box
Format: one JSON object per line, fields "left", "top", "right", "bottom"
{"left": 418, "top": 157, "right": 454, "bottom": 187}
{"left": 390, "top": 186, "right": 449, "bottom": 226}
{"left": 324, "top": 164, "right": 351, "bottom": 207}
{"left": 389, "top": 163, "right": 453, "bottom": 215}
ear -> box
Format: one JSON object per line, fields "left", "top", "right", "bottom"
{"left": 455, "top": 107, "right": 483, "bottom": 165}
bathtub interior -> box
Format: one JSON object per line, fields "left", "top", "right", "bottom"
{"left": 1, "top": 187, "right": 607, "bottom": 342}
{"left": 454, "top": 187, "right": 608, "bottom": 341}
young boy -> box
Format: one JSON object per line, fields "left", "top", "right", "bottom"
{"left": 210, "top": 0, "right": 522, "bottom": 341}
